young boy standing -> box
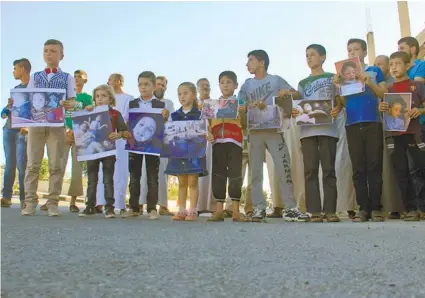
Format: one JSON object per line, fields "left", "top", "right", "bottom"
{"left": 121, "top": 71, "right": 169, "bottom": 219}
{"left": 21, "top": 39, "right": 77, "bottom": 217}
{"left": 207, "top": 71, "right": 250, "bottom": 222}
{"left": 334, "top": 38, "right": 388, "bottom": 222}
{"left": 238, "top": 49, "right": 309, "bottom": 222}
{"left": 379, "top": 51, "right": 425, "bottom": 221}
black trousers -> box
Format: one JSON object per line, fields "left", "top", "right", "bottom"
{"left": 301, "top": 136, "right": 338, "bottom": 214}
{"left": 128, "top": 153, "right": 160, "bottom": 212}
{"left": 389, "top": 134, "right": 425, "bottom": 212}
{"left": 86, "top": 155, "right": 116, "bottom": 208}
{"left": 346, "top": 122, "right": 383, "bottom": 213}
{"left": 211, "top": 143, "right": 243, "bottom": 201}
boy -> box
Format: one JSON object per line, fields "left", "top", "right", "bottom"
{"left": 238, "top": 49, "right": 309, "bottom": 222}
{"left": 121, "top": 71, "right": 169, "bottom": 219}
{"left": 1, "top": 58, "right": 31, "bottom": 209}
{"left": 292, "top": 44, "right": 341, "bottom": 222}
{"left": 21, "top": 39, "right": 77, "bottom": 217}
{"left": 207, "top": 71, "right": 249, "bottom": 222}
{"left": 334, "top": 38, "right": 388, "bottom": 222}
{"left": 379, "top": 51, "right": 425, "bottom": 221}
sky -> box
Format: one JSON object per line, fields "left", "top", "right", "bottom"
{"left": 1, "top": 0, "right": 424, "bottom": 185}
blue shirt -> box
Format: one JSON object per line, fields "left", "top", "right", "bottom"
{"left": 408, "top": 59, "right": 425, "bottom": 80}
{"left": 171, "top": 106, "right": 201, "bottom": 121}
{"left": 345, "top": 65, "right": 384, "bottom": 126}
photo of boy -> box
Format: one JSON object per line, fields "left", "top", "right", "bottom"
{"left": 383, "top": 93, "right": 411, "bottom": 132}
{"left": 335, "top": 57, "right": 365, "bottom": 96}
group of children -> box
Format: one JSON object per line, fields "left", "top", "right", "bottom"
{"left": 2, "top": 36, "right": 425, "bottom": 222}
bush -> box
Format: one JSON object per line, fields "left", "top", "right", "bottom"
{"left": 39, "top": 158, "right": 49, "bottom": 181}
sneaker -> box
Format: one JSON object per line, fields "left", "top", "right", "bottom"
{"left": 252, "top": 208, "right": 266, "bottom": 223}
{"left": 121, "top": 210, "right": 140, "bottom": 218}
{"left": 95, "top": 205, "right": 104, "bottom": 214}
{"left": 172, "top": 211, "right": 187, "bottom": 221}
{"left": 78, "top": 206, "right": 96, "bottom": 217}
{"left": 266, "top": 207, "right": 283, "bottom": 218}
{"left": 159, "top": 206, "right": 174, "bottom": 216}
{"left": 148, "top": 210, "right": 160, "bottom": 220}
{"left": 47, "top": 204, "right": 61, "bottom": 217}
{"left": 40, "top": 204, "right": 48, "bottom": 211}
{"left": 283, "top": 208, "right": 310, "bottom": 222}
{"left": 207, "top": 211, "right": 225, "bottom": 222}
{"left": 403, "top": 211, "right": 420, "bottom": 221}
{"left": 185, "top": 210, "right": 198, "bottom": 221}
{"left": 69, "top": 205, "right": 80, "bottom": 213}
{"left": 105, "top": 207, "right": 116, "bottom": 218}
{"left": 1, "top": 198, "right": 12, "bottom": 208}
{"left": 21, "top": 202, "right": 37, "bottom": 216}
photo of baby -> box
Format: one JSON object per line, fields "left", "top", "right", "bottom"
{"left": 335, "top": 57, "right": 365, "bottom": 96}
{"left": 125, "top": 108, "right": 164, "bottom": 156}
{"left": 161, "top": 120, "right": 208, "bottom": 158}
{"left": 200, "top": 99, "right": 238, "bottom": 119}
{"left": 295, "top": 99, "right": 333, "bottom": 126}
{"left": 72, "top": 105, "right": 115, "bottom": 161}
{"left": 247, "top": 104, "right": 282, "bottom": 131}
{"left": 383, "top": 93, "right": 411, "bottom": 132}
{"left": 10, "top": 88, "right": 65, "bottom": 128}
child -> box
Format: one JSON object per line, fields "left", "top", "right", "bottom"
{"left": 292, "top": 44, "right": 341, "bottom": 222}
{"left": 78, "top": 84, "right": 128, "bottom": 218}
{"left": 207, "top": 71, "right": 250, "bottom": 222}
{"left": 121, "top": 71, "right": 169, "bottom": 219}
{"left": 166, "top": 82, "right": 210, "bottom": 221}
{"left": 384, "top": 95, "right": 408, "bottom": 131}
{"left": 31, "top": 92, "right": 50, "bottom": 122}
{"left": 333, "top": 38, "right": 388, "bottom": 222}
{"left": 340, "top": 60, "right": 364, "bottom": 95}
{"left": 379, "top": 51, "right": 425, "bottom": 221}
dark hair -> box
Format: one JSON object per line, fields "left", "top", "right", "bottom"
{"left": 178, "top": 82, "right": 198, "bottom": 109}
{"left": 389, "top": 94, "right": 406, "bottom": 111}
{"left": 219, "top": 71, "right": 237, "bottom": 84}
{"left": 13, "top": 58, "right": 31, "bottom": 72}
{"left": 390, "top": 51, "right": 410, "bottom": 64}
{"left": 341, "top": 61, "right": 357, "bottom": 74}
{"left": 398, "top": 36, "right": 420, "bottom": 56}
{"left": 196, "top": 78, "right": 209, "bottom": 87}
{"left": 247, "top": 49, "right": 270, "bottom": 70}
{"left": 138, "top": 71, "right": 156, "bottom": 85}
{"left": 306, "top": 44, "right": 326, "bottom": 56}
{"left": 347, "top": 38, "right": 367, "bottom": 51}
{"left": 74, "top": 69, "right": 88, "bottom": 79}
{"left": 44, "top": 39, "right": 64, "bottom": 52}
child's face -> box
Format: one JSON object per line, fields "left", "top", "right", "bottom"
{"left": 219, "top": 76, "right": 238, "bottom": 98}
{"left": 303, "top": 103, "right": 312, "bottom": 113}
{"left": 32, "top": 93, "right": 46, "bottom": 111}
{"left": 391, "top": 103, "right": 402, "bottom": 117}
{"left": 138, "top": 78, "right": 155, "bottom": 99}
{"left": 197, "top": 80, "right": 211, "bottom": 99}
{"left": 133, "top": 117, "right": 156, "bottom": 142}
{"left": 347, "top": 42, "right": 365, "bottom": 60}
{"left": 178, "top": 86, "right": 195, "bottom": 107}
{"left": 306, "top": 48, "right": 323, "bottom": 69}
{"left": 389, "top": 57, "right": 409, "bottom": 79}
{"left": 43, "top": 44, "right": 63, "bottom": 66}
{"left": 246, "top": 55, "right": 263, "bottom": 74}
{"left": 74, "top": 73, "right": 87, "bottom": 88}
{"left": 342, "top": 67, "right": 357, "bottom": 81}
{"left": 95, "top": 90, "right": 111, "bottom": 106}
{"left": 80, "top": 123, "right": 88, "bottom": 132}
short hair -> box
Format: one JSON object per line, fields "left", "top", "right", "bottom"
{"left": 390, "top": 51, "right": 410, "bottom": 64}
{"left": 74, "top": 69, "right": 88, "bottom": 79}
{"left": 93, "top": 84, "right": 116, "bottom": 107}
{"left": 375, "top": 55, "right": 390, "bottom": 64}
{"left": 247, "top": 49, "right": 270, "bottom": 70}
{"left": 196, "top": 78, "right": 209, "bottom": 87}
{"left": 13, "top": 58, "right": 31, "bottom": 72}
{"left": 156, "top": 76, "right": 168, "bottom": 85}
{"left": 44, "top": 39, "right": 64, "bottom": 53}
{"left": 178, "top": 82, "right": 198, "bottom": 109}
{"left": 219, "top": 71, "right": 237, "bottom": 84}
{"left": 347, "top": 38, "right": 367, "bottom": 51}
{"left": 111, "top": 73, "right": 124, "bottom": 84}
{"left": 138, "top": 71, "right": 156, "bottom": 85}
{"left": 341, "top": 61, "right": 357, "bottom": 74}
{"left": 306, "top": 44, "right": 326, "bottom": 56}
{"left": 389, "top": 94, "right": 406, "bottom": 110}
{"left": 398, "top": 36, "right": 420, "bottom": 56}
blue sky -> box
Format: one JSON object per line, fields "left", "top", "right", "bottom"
{"left": 1, "top": 0, "right": 424, "bottom": 170}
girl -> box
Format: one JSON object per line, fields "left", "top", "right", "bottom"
{"left": 165, "top": 82, "right": 213, "bottom": 221}
{"left": 78, "top": 84, "right": 129, "bottom": 218}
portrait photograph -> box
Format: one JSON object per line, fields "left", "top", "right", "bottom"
{"left": 383, "top": 93, "right": 412, "bottom": 132}
{"left": 295, "top": 99, "right": 333, "bottom": 126}
{"left": 247, "top": 104, "right": 282, "bottom": 131}
{"left": 201, "top": 98, "right": 238, "bottom": 119}
{"left": 335, "top": 57, "right": 365, "bottom": 96}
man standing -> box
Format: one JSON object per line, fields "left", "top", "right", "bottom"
{"left": 375, "top": 55, "right": 395, "bottom": 86}
{"left": 139, "top": 75, "right": 174, "bottom": 215}
{"left": 398, "top": 37, "right": 425, "bottom": 82}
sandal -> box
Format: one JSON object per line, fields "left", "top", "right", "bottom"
{"left": 352, "top": 210, "right": 369, "bottom": 222}
{"left": 222, "top": 210, "right": 233, "bottom": 218}
{"left": 371, "top": 211, "right": 384, "bottom": 222}
{"left": 207, "top": 211, "right": 225, "bottom": 222}
{"left": 310, "top": 214, "right": 323, "bottom": 223}
{"left": 245, "top": 211, "right": 254, "bottom": 217}
{"left": 232, "top": 212, "right": 251, "bottom": 222}
{"left": 324, "top": 213, "right": 340, "bottom": 223}
{"left": 69, "top": 205, "right": 80, "bottom": 213}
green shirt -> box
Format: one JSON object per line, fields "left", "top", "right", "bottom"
{"left": 65, "top": 92, "right": 93, "bottom": 129}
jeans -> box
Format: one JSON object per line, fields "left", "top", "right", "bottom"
{"left": 86, "top": 155, "right": 116, "bottom": 209}
{"left": 2, "top": 126, "right": 27, "bottom": 201}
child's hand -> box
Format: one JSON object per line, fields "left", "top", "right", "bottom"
{"left": 409, "top": 108, "right": 421, "bottom": 119}
{"left": 256, "top": 101, "right": 267, "bottom": 110}
{"left": 85, "top": 105, "right": 95, "bottom": 111}
{"left": 359, "top": 72, "right": 372, "bottom": 86}
{"left": 20, "top": 128, "right": 28, "bottom": 135}
{"left": 331, "top": 107, "right": 341, "bottom": 118}
{"left": 121, "top": 131, "right": 132, "bottom": 139}
{"left": 333, "top": 75, "right": 341, "bottom": 87}
{"left": 109, "top": 132, "right": 122, "bottom": 141}
{"left": 66, "top": 130, "right": 75, "bottom": 144}
{"left": 162, "top": 108, "right": 170, "bottom": 120}
{"left": 206, "top": 133, "right": 214, "bottom": 143}
{"left": 379, "top": 102, "right": 389, "bottom": 113}
{"left": 62, "top": 99, "right": 76, "bottom": 111}
{"left": 7, "top": 98, "right": 13, "bottom": 109}
{"left": 238, "top": 105, "right": 247, "bottom": 113}
{"left": 278, "top": 89, "right": 291, "bottom": 98}
{"left": 291, "top": 108, "right": 300, "bottom": 118}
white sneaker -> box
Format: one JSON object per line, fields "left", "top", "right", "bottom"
{"left": 47, "top": 204, "right": 61, "bottom": 217}
{"left": 148, "top": 210, "right": 160, "bottom": 220}
{"left": 21, "top": 202, "right": 37, "bottom": 216}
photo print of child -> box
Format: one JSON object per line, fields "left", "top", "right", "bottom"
{"left": 247, "top": 102, "right": 282, "bottom": 130}
{"left": 295, "top": 99, "right": 333, "bottom": 126}
{"left": 126, "top": 109, "right": 165, "bottom": 156}
{"left": 335, "top": 57, "right": 365, "bottom": 96}
{"left": 274, "top": 95, "right": 293, "bottom": 130}
{"left": 383, "top": 93, "right": 411, "bottom": 132}
{"left": 201, "top": 99, "right": 238, "bottom": 119}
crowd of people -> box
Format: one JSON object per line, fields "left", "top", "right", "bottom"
{"left": 1, "top": 35, "right": 425, "bottom": 222}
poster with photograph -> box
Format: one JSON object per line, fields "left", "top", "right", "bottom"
{"left": 125, "top": 108, "right": 165, "bottom": 156}
{"left": 247, "top": 98, "right": 282, "bottom": 130}
{"left": 295, "top": 99, "right": 333, "bottom": 126}
{"left": 383, "top": 93, "right": 412, "bottom": 132}
{"left": 72, "top": 105, "right": 115, "bottom": 162}
{"left": 162, "top": 120, "right": 208, "bottom": 158}
{"left": 10, "top": 88, "right": 65, "bottom": 128}
{"left": 274, "top": 95, "right": 293, "bottom": 130}
{"left": 201, "top": 98, "right": 238, "bottom": 119}
{"left": 335, "top": 57, "right": 365, "bottom": 96}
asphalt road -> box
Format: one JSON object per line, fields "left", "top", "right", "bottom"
{"left": 1, "top": 204, "right": 425, "bottom": 298}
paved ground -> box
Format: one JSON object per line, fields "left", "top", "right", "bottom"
{"left": 1, "top": 201, "right": 425, "bottom": 298}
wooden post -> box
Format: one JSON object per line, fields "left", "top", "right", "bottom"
{"left": 398, "top": 1, "right": 411, "bottom": 37}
